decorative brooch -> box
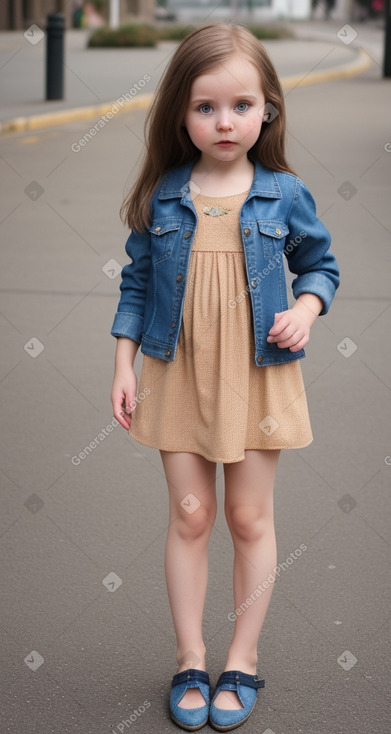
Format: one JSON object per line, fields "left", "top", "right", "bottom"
{"left": 203, "top": 206, "right": 230, "bottom": 217}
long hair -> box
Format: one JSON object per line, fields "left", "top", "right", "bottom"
{"left": 120, "top": 22, "right": 295, "bottom": 232}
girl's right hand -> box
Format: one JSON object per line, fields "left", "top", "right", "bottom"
{"left": 111, "top": 368, "right": 138, "bottom": 430}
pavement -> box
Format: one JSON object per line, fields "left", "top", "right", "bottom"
{"left": 0, "top": 16, "right": 391, "bottom": 734}
{"left": 0, "top": 19, "right": 381, "bottom": 133}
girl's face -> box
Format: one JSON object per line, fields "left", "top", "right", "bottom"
{"left": 184, "top": 54, "right": 266, "bottom": 167}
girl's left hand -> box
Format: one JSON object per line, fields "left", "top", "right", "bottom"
{"left": 267, "top": 294, "right": 324, "bottom": 352}
{"left": 266, "top": 309, "right": 311, "bottom": 352}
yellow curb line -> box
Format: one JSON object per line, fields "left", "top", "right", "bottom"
{"left": 0, "top": 94, "right": 154, "bottom": 135}
{"left": 281, "top": 47, "right": 372, "bottom": 89}
{"left": 0, "top": 47, "right": 371, "bottom": 136}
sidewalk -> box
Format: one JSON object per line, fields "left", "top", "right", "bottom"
{"left": 0, "top": 19, "right": 381, "bottom": 133}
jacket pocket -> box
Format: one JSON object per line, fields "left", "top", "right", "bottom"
{"left": 148, "top": 218, "right": 182, "bottom": 263}
{"left": 257, "top": 220, "right": 289, "bottom": 259}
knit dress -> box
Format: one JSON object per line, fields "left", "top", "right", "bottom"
{"left": 128, "top": 189, "right": 313, "bottom": 463}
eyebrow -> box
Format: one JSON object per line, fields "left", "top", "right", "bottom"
{"left": 190, "top": 93, "right": 258, "bottom": 103}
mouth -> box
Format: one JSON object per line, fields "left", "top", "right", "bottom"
{"left": 215, "top": 140, "right": 236, "bottom": 147}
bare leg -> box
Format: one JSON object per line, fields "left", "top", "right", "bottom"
{"left": 213, "top": 449, "right": 280, "bottom": 710}
{"left": 160, "top": 450, "right": 217, "bottom": 708}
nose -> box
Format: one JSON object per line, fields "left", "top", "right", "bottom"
{"left": 216, "top": 110, "right": 234, "bottom": 131}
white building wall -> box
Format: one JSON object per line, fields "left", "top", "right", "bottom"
{"left": 272, "top": 0, "right": 352, "bottom": 20}
{"left": 272, "top": 0, "right": 312, "bottom": 20}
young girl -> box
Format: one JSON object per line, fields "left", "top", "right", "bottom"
{"left": 110, "top": 23, "right": 339, "bottom": 732}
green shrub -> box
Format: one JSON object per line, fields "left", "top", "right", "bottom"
{"left": 157, "top": 25, "right": 196, "bottom": 42}
{"left": 157, "top": 24, "right": 293, "bottom": 42}
{"left": 88, "top": 24, "right": 158, "bottom": 48}
{"left": 245, "top": 24, "right": 293, "bottom": 40}
{"left": 87, "top": 22, "right": 293, "bottom": 48}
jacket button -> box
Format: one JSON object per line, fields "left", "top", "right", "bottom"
{"left": 176, "top": 273, "right": 182, "bottom": 282}
{"left": 251, "top": 279, "right": 257, "bottom": 288}
{"left": 165, "top": 349, "right": 172, "bottom": 357}
{"left": 257, "top": 355, "right": 263, "bottom": 363}
{"left": 243, "top": 228, "right": 251, "bottom": 236}
{"left": 170, "top": 321, "right": 176, "bottom": 328}
{"left": 275, "top": 227, "right": 281, "bottom": 235}
{"left": 184, "top": 231, "right": 192, "bottom": 239}
{"left": 155, "top": 226, "right": 161, "bottom": 233}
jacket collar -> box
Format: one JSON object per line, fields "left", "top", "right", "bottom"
{"left": 157, "top": 159, "right": 283, "bottom": 200}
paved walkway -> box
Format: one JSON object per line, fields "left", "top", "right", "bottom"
{"left": 0, "top": 19, "right": 383, "bottom": 131}
{"left": 0, "top": 17, "right": 390, "bottom": 734}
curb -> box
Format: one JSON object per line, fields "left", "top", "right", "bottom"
{"left": 0, "top": 94, "right": 154, "bottom": 136}
{"left": 281, "top": 47, "right": 371, "bottom": 89}
{"left": 0, "top": 47, "right": 371, "bottom": 136}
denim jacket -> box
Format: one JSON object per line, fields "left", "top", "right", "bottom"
{"left": 111, "top": 159, "right": 339, "bottom": 366}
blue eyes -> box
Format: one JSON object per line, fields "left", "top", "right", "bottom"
{"left": 198, "top": 102, "right": 249, "bottom": 114}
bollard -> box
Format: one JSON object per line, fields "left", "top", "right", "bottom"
{"left": 45, "top": 13, "right": 65, "bottom": 100}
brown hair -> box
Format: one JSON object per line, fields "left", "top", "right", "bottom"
{"left": 120, "top": 22, "right": 295, "bottom": 232}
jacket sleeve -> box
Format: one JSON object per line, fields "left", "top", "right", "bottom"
{"left": 285, "top": 178, "right": 340, "bottom": 315}
{"left": 110, "top": 227, "right": 151, "bottom": 342}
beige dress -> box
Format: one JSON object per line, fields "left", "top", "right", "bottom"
{"left": 128, "top": 190, "right": 313, "bottom": 463}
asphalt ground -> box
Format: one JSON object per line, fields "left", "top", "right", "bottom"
{"left": 0, "top": 19, "right": 377, "bottom": 131}
{"left": 0, "top": 30, "right": 361, "bottom": 120}
{"left": 0, "top": 18, "right": 391, "bottom": 734}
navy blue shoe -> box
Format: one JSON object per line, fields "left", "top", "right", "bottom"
{"left": 209, "top": 670, "right": 265, "bottom": 731}
{"left": 169, "top": 668, "right": 210, "bottom": 731}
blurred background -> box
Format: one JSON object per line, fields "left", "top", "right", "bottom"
{"left": 1, "top": 0, "right": 386, "bottom": 30}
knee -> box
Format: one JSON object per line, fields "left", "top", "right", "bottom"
{"left": 175, "top": 501, "right": 216, "bottom": 542}
{"left": 225, "top": 505, "right": 271, "bottom": 544}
